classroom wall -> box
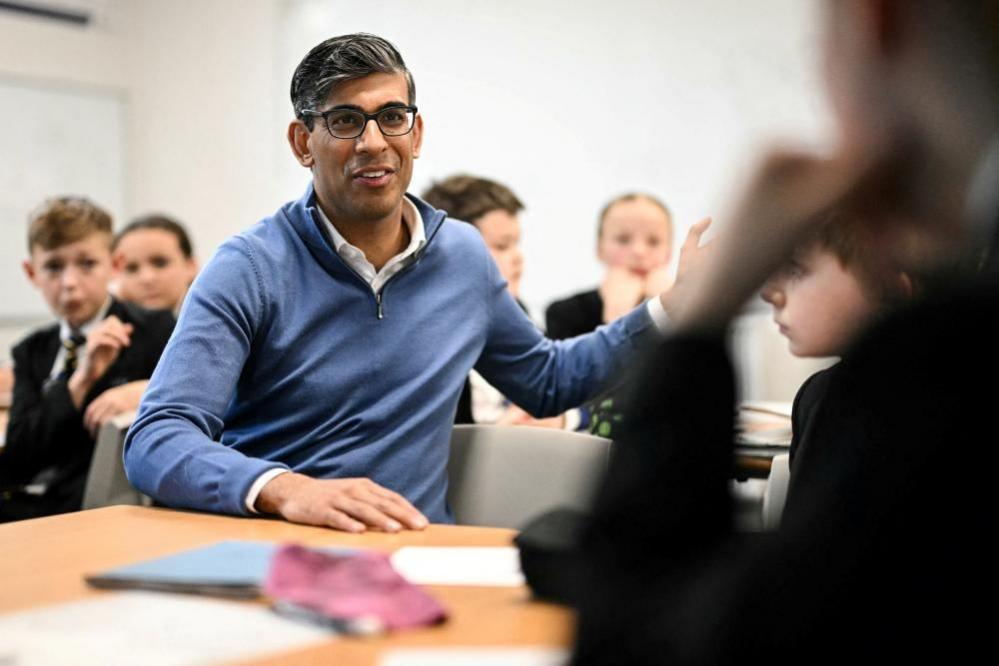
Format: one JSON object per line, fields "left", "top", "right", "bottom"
{"left": 0, "top": 0, "right": 833, "bottom": 399}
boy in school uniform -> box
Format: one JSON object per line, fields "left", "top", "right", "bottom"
{"left": 0, "top": 197, "right": 175, "bottom": 522}
{"left": 761, "top": 214, "right": 911, "bottom": 500}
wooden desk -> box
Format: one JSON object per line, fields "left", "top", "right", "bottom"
{"left": 0, "top": 506, "right": 573, "bottom": 664}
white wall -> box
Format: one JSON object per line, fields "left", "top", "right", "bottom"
{"left": 278, "top": 0, "right": 835, "bottom": 320}
{"left": 0, "top": 0, "right": 832, "bottom": 398}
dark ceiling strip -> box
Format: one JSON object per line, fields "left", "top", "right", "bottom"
{"left": 0, "top": 1, "right": 91, "bottom": 26}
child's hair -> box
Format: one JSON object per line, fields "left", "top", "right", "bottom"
{"left": 596, "top": 192, "right": 673, "bottom": 239}
{"left": 113, "top": 214, "right": 194, "bottom": 258}
{"left": 27, "top": 196, "right": 113, "bottom": 252}
{"left": 422, "top": 175, "right": 523, "bottom": 225}
{"left": 808, "top": 210, "right": 910, "bottom": 303}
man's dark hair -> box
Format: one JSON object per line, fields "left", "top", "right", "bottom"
{"left": 113, "top": 214, "right": 194, "bottom": 259}
{"left": 290, "top": 33, "right": 415, "bottom": 129}
{"left": 422, "top": 175, "right": 524, "bottom": 225}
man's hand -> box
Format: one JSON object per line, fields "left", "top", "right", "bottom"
{"left": 643, "top": 265, "right": 673, "bottom": 299}
{"left": 83, "top": 380, "right": 146, "bottom": 438}
{"left": 255, "top": 473, "right": 429, "bottom": 533}
{"left": 68, "top": 316, "right": 133, "bottom": 408}
{"left": 599, "top": 266, "right": 646, "bottom": 324}
{"left": 658, "top": 217, "right": 713, "bottom": 316}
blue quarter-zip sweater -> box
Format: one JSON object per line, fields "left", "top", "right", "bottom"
{"left": 124, "top": 185, "right": 655, "bottom": 522}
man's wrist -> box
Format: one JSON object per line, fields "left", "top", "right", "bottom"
{"left": 249, "top": 468, "right": 296, "bottom": 514}
{"left": 646, "top": 296, "right": 672, "bottom": 334}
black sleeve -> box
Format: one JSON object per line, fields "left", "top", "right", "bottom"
{"left": 0, "top": 341, "right": 85, "bottom": 485}
{"left": 137, "top": 309, "right": 176, "bottom": 374}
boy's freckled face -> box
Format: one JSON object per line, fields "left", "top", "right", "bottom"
{"left": 597, "top": 199, "right": 673, "bottom": 276}
{"left": 763, "top": 247, "right": 878, "bottom": 358}
{"left": 27, "top": 235, "right": 113, "bottom": 329}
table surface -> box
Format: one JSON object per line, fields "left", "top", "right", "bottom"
{"left": 0, "top": 505, "right": 573, "bottom": 665}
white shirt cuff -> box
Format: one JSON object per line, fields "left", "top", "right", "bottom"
{"left": 245, "top": 468, "right": 291, "bottom": 514}
{"left": 645, "top": 297, "right": 671, "bottom": 334}
{"left": 563, "top": 408, "right": 582, "bottom": 431}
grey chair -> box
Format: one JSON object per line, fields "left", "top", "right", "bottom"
{"left": 82, "top": 410, "right": 150, "bottom": 509}
{"left": 447, "top": 424, "right": 612, "bottom": 529}
{"left": 761, "top": 452, "right": 791, "bottom": 530}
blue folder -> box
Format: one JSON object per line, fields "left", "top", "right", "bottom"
{"left": 85, "top": 540, "right": 353, "bottom": 599}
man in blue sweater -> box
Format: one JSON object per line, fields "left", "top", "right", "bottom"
{"left": 124, "top": 33, "right": 675, "bottom": 532}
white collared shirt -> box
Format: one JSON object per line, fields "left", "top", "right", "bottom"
{"left": 47, "top": 296, "right": 113, "bottom": 381}
{"left": 315, "top": 198, "right": 426, "bottom": 294}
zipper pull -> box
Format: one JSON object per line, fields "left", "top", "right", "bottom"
{"left": 376, "top": 292, "right": 384, "bottom": 319}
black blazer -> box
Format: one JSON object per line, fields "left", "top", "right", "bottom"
{"left": 572, "top": 280, "right": 999, "bottom": 664}
{"left": 545, "top": 289, "right": 604, "bottom": 340}
{"left": 0, "top": 298, "right": 174, "bottom": 520}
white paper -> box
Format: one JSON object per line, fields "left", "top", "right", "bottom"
{"left": 390, "top": 546, "right": 525, "bottom": 587}
{"left": 380, "top": 647, "right": 569, "bottom": 666}
{"left": 0, "top": 591, "right": 331, "bottom": 666}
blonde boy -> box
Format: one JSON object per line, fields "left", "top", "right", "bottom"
{"left": 0, "top": 197, "right": 174, "bottom": 522}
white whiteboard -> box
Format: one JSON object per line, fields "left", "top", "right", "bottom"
{"left": 0, "top": 77, "right": 125, "bottom": 320}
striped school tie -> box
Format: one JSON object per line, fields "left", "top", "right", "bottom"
{"left": 60, "top": 333, "right": 86, "bottom": 379}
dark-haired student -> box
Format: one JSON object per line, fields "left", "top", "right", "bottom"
{"left": 572, "top": 0, "right": 999, "bottom": 662}
{"left": 0, "top": 198, "right": 174, "bottom": 523}
{"left": 113, "top": 214, "right": 198, "bottom": 316}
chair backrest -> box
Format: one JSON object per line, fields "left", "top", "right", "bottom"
{"left": 447, "top": 424, "right": 612, "bottom": 529}
{"left": 761, "top": 452, "right": 791, "bottom": 530}
{"left": 82, "top": 410, "right": 149, "bottom": 510}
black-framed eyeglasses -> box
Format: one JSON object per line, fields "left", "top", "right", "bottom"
{"left": 299, "top": 105, "right": 418, "bottom": 139}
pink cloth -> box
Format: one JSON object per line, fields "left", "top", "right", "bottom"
{"left": 263, "top": 544, "right": 447, "bottom": 631}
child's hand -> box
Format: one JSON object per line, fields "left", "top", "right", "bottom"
{"left": 77, "top": 316, "right": 133, "bottom": 382}
{"left": 83, "top": 380, "right": 146, "bottom": 437}
{"left": 68, "top": 316, "right": 133, "bottom": 408}
{"left": 496, "top": 405, "right": 566, "bottom": 429}
{"left": 599, "top": 267, "right": 645, "bottom": 323}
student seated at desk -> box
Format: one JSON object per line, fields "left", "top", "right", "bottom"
{"left": 571, "top": 0, "right": 999, "bottom": 662}
{"left": 0, "top": 197, "right": 175, "bottom": 523}
{"left": 113, "top": 214, "right": 198, "bottom": 316}
{"left": 761, "top": 212, "right": 912, "bottom": 496}
{"left": 546, "top": 193, "right": 675, "bottom": 340}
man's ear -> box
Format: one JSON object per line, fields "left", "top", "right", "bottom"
{"left": 22, "top": 259, "right": 37, "bottom": 285}
{"left": 287, "top": 119, "right": 315, "bottom": 168}
{"left": 411, "top": 113, "right": 424, "bottom": 159}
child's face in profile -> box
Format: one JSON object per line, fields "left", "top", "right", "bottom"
{"left": 475, "top": 209, "right": 523, "bottom": 298}
{"left": 114, "top": 228, "right": 197, "bottom": 312}
{"left": 762, "top": 246, "right": 878, "bottom": 358}
{"left": 597, "top": 198, "right": 673, "bottom": 277}
{"left": 24, "top": 234, "right": 113, "bottom": 329}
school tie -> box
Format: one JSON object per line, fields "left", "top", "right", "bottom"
{"left": 60, "top": 333, "right": 86, "bottom": 380}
